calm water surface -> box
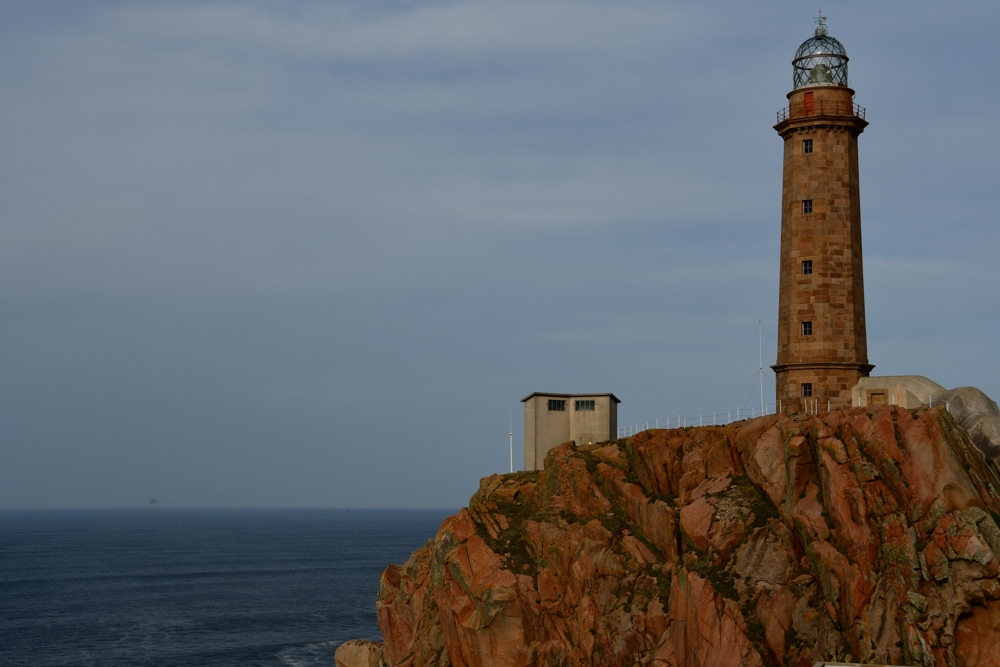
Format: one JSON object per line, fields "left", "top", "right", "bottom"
{"left": 0, "top": 509, "right": 454, "bottom": 666}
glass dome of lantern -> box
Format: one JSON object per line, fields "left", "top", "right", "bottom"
{"left": 792, "top": 14, "right": 849, "bottom": 89}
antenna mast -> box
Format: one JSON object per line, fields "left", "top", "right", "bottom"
{"left": 759, "top": 320, "right": 765, "bottom": 414}
{"left": 509, "top": 410, "right": 514, "bottom": 473}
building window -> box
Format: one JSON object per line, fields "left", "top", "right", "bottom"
{"left": 801, "top": 321, "right": 813, "bottom": 336}
{"left": 802, "top": 199, "right": 813, "bottom": 214}
{"left": 802, "top": 383, "right": 813, "bottom": 398}
{"left": 802, "top": 260, "right": 813, "bottom": 275}
{"left": 803, "top": 139, "right": 813, "bottom": 154}
{"left": 575, "top": 400, "right": 595, "bottom": 412}
{"left": 547, "top": 399, "right": 566, "bottom": 411}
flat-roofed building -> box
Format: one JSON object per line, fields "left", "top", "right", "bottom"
{"left": 522, "top": 392, "right": 620, "bottom": 471}
{"left": 852, "top": 375, "right": 946, "bottom": 409}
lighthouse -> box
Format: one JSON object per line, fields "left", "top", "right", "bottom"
{"left": 772, "top": 14, "right": 873, "bottom": 413}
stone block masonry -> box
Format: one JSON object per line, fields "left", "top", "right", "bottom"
{"left": 773, "top": 84, "right": 873, "bottom": 412}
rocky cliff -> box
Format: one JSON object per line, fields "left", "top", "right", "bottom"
{"left": 336, "top": 406, "right": 1000, "bottom": 667}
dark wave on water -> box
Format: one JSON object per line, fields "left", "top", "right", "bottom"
{"left": 0, "top": 508, "right": 454, "bottom": 666}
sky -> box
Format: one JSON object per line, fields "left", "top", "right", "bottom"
{"left": 2, "top": 1, "right": 998, "bottom": 510}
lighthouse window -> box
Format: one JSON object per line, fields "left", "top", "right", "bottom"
{"left": 802, "top": 321, "right": 813, "bottom": 336}
{"left": 803, "top": 139, "right": 813, "bottom": 154}
{"left": 802, "top": 260, "right": 813, "bottom": 274}
{"left": 575, "top": 400, "right": 595, "bottom": 412}
{"left": 547, "top": 399, "right": 566, "bottom": 411}
{"left": 802, "top": 199, "right": 813, "bottom": 214}
{"left": 802, "top": 383, "right": 813, "bottom": 398}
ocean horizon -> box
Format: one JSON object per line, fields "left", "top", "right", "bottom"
{"left": 0, "top": 508, "right": 456, "bottom": 666}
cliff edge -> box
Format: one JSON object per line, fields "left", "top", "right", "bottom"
{"left": 336, "top": 406, "right": 1000, "bottom": 667}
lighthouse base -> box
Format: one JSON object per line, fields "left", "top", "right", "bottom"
{"left": 772, "top": 361, "right": 874, "bottom": 413}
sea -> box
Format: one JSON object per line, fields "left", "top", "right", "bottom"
{"left": 0, "top": 508, "right": 455, "bottom": 667}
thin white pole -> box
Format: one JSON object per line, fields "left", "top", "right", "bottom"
{"left": 509, "top": 410, "right": 514, "bottom": 473}
{"left": 759, "top": 320, "right": 765, "bottom": 415}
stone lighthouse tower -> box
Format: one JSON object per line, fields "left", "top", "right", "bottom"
{"left": 772, "top": 15, "right": 873, "bottom": 413}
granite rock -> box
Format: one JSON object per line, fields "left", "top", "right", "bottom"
{"left": 352, "top": 407, "right": 1000, "bottom": 666}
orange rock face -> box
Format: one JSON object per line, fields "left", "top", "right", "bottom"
{"left": 344, "top": 406, "right": 1000, "bottom": 666}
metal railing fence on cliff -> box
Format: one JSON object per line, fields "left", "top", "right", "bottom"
{"left": 617, "top": 397, "right": 956, "bottom": 439}
{"left": 617, "top": 402, "right": 780, "bottom": 438}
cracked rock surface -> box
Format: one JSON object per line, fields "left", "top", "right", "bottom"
{"left": 336, "top": 406, "right": 1000, "bottom": 667}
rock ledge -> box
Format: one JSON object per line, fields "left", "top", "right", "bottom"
{"left": 341, "top": 407, "right": 1000, "bottom": 667}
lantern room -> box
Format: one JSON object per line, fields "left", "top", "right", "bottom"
{"left": 792, "top": 18, "right": 849, "bottom": 89}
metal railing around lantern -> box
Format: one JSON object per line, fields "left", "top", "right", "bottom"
{"left": 776, "top": 101, "right": 866, "bottom": 123}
